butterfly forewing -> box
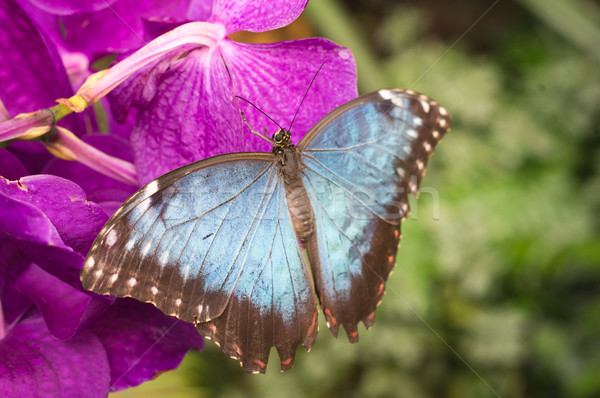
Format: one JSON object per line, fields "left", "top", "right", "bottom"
{"left": 82, "top": 153, "right": 318, "bottom": 373}
{"left": 298, "top": 89, "right": 450, "bottom": 340}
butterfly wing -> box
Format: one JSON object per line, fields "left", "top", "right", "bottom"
{"left": 81, "top": 153, "right": 318, "bottom": 373}
{"left": 298, "top": 89, "right": 450, "bottom": 340}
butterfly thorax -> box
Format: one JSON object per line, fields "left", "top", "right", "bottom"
{"left": 274, "top": 132, "right": 314, "bottom": 241}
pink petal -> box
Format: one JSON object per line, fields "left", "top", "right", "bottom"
{"left": 0, "top": 313, "right": 111, "bottom": 398}
{"left": 210, "top": 0, "right": 308, "bottom": 34}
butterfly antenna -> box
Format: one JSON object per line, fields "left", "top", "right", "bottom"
{"left": 288, "top": 60, "right": 326, "bottom": 131}
{"left": 234, "top": 95, "right": 285, "bottom": 132}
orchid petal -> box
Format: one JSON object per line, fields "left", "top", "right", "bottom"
{"left": 90, "top": 299, "right": 203, "bottom": 392}
{"left": 0, "top": 148, "right": 28, "bottom": 180}
{"left": 16, "top": 264, "right": 109, "bottom": 340}
{"left": 0, "top": 235, "right": 33, "bottom": 328}
{"left": 0, "top": 175, "right": 107, "bottom": 254}
{"left": 221, "top": 38, "right": 357, "bottom": 149}
{"left": 210, "top": 0, "right": 308, "bottom": 34}
{"left": 118, "top": 47, "right": 244, "bottom": 183}
{"left": 0, "top": 314, "right": 111, "bottom": 397}
{"left": 27, "top": 0, "right": 117, "bottom": 15}
{"left": 35, "top": 0, "right": 191, "bottom": 60}
{"left": 0, "top": 0, "right": 73, "bottom": 115}
{"left": 111, "top": 37, "right": 356, "bottom": 183}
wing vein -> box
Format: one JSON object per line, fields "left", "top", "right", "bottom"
{"left": 302, "top": 161, "right": 396, "bottom": 224}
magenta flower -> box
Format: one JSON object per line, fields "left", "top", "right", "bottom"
{"left": 0, "top": 154, "right": 203, "bottom": 395}
{"left": 16, "top": 0, "right": 357, "bottom": 184}
{"left": 1, "top": 2, "right": 202, "bottom": 395}
{"left": 1, "top": 0, "right": 359, "bottom": 392}
{"left": 80, "top": 0, "right": 357, "bottom": 183}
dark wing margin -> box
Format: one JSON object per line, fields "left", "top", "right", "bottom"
{"left": 81, "top": 152, "right": 318, "bottom": 373}
{"left": 298, "top": 89, "right": 450, "bottom": 340}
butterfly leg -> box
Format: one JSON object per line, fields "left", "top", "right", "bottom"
{"left": 240, "top": 111, "right": 272, "bottom": 144}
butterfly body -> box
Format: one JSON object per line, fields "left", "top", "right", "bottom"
{"left": 81, "top": 89, "right": 450, "bottom": 373}
{"left": 273, "top": 143, "right": 313, "bottom": 241}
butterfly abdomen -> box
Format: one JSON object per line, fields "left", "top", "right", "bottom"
{"left": 278, "top": 147, "right": 314, "bottom": 240}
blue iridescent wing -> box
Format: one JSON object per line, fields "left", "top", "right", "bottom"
{"left": 298, "top": 89, "right": 450, "bottom": 340}
{"left": 81, "top": 154, "right": 318, "bottom": 373}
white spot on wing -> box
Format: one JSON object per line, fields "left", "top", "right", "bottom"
{"left": 94, "top": 269, "right": 103, "bottom": 278}
{"left": 109, "top": 274, "right": 119, "bottom": 284}
{"left": 432, "top": 130, "right": 440, "bottom": 139}
{"left": 439, "top": 118, "right": 447, "bottom": 128}
{"left": 106, "top": 230, "right": 117, "bottom": 247}
{"left": 142, "top": 242, "right": 152, "bottom": 256}
{"left": 396, "top": 167, "right": 405, "bottom": 177}
{"left": 419, "top": 97, "right": 431, "bottom": 113}
{"left": 413, "top": 116, "right": 423, "bottom": 126}
{"left": 85, "top": 258, "right": 95, "bottom": 268}
{"left": 197, "top": 304, "right": 203, "bottom": 314}
{"left": 159, "top": 250, "right": 170, "bottom": 266}
{"left": 125, "top": 239, "right": 135, "bottom": 251}
{"left": 423, "top": 142, "right": 432, "bottom": 152}
{"left": 409, "top": 180, "right": 417, "bottom": 193}
{"left": 127, "top": 277, "right": 137, "bottom": 287}
{"left": 151, "top": 286, "right": 159, "bottom": 295}
{"left": 406, "top": 129, "right": 418, "bottom": 138}
{"left": 439, "top": 106, "right": 448, "bottom": 116}
{"left": 378, "top": 89, "right": 395, "bottom": 100}
{"left": 416, "top": 160, "right": 424, "bottom": 170}
{"left": 175, "top": 298, "right": 182, "bottom": 307}
{"left": 181, "top": 263, "right": 191, "bottom": 280}
{"left": 144, "top": 180, "right": 160, "bottom": 196}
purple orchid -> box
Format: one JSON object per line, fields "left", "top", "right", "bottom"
{"left": 0, "top": 2, "right": 202, "bottom": 395}
{"left": 21, "top": 0, "right": 357, "bottom": 183}
{"left": 0, "top": 155, "right": 203, "bottom": 395}
{"left": 1, "top": 0, "right": 359, "bottom": 392}
{"left": 111, "top": 2, "right": 357, "bottom": 183}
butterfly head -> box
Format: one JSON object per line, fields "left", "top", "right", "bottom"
{"left": 271, "top": 128, "right": 292, "bottom": 154}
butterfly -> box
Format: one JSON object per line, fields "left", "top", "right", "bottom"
{"left": 81, "top": 89, "right": 450, "bottom": 373}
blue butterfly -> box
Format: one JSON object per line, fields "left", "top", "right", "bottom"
{"left": 81, "top": 89, "right": 450, "bottom": 373}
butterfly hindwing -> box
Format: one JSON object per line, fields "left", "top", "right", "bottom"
{"left": 298, "top": 89, "right": 450, "bottom": 340}
{"left": 82, "top": 154, "right": 319, "bottom": 373}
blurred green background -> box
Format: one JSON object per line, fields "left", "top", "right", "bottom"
{"left": 112, "top": 0, "right": 600, "bottom": 397}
